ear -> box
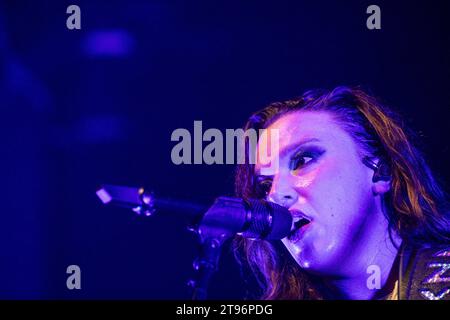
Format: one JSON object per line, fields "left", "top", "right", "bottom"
{"left": 372, "top": 178, "right": 391, "bottom": 195}
{"left": 371, "top": 159, "right": 391, "bottom": 195}
{"left": 362, "top": 156, "right": 392, "bottom": 195}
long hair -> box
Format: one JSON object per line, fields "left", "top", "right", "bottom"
{"left": 233, "top": 86, "right": 450, "bottom": 299}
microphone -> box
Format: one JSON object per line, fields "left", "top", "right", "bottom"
{"left": 96, "top": 184, "right": 292, "bottom": 240}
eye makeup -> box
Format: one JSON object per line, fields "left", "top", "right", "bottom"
{"left": 253, "top": 143, "right": 325, "bottom": 196}
{"left": 289, "top": 146, "right": 325, "bottom": 172}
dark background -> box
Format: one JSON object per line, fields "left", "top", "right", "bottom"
{"left": 0, "top": 0, "right": 449, "bottom": 299}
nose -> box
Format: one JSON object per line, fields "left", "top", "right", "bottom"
{"left": 267, "top": 174, "right": 298, "bottom": 208}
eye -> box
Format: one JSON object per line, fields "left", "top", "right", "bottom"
{"left": 290, "top": 154, "right": 314, "bottom": 171}
{"left": 254, "top": 176, "right": 273, "bottom": 197}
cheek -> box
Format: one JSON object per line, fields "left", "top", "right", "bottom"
{"left": 309, "top": 159, "right": 368, "bottom": 213}
{"left": 303, "top": 162, "right": 370, "bottom": 244}
{"left": 292, "top": 170, "right": 317, "bottom": 189}
{"left": 318, "top": 180, "right": 374, "bottom": 255}
{"left": 283, "top": 161, "right": 375, "bottom": 271}
{"left": 295, "top": 160, "right": 345, "bottom": 207}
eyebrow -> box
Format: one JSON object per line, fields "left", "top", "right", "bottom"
{"left": 278, "top": 138, "right": 322, "bottom": 159}
{"left": 255, "top": 138, "right": 322, "bottom": 175}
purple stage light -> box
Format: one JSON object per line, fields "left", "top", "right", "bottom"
{"left": 83, "top": 30, "right": 135, "bottom": 57}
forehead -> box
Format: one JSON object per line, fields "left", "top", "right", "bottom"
{"left": 255, "top": 111, "right": 356, "bottom": 170}
{"left": 258, "top": 110, "right": 344, "bottom": 148}
{"left": 271, "top": 110, "right": 338, "bottom": 136}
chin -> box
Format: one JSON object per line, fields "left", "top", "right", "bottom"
{"left": 285, "top": 239, "right": 339, "bottom": 274}
{"left": 295, "top": 248, "right": 338, "bottom": 276}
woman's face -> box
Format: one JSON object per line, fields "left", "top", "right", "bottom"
{"left": 255, "top": 111, "right": 383, "bottom": 276}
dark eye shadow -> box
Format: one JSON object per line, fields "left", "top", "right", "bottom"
{"left": 289, "top": 146, "right": 325, "bottom": 170}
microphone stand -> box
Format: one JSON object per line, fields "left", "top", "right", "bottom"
{"left": 96, "top": 185, "right": 242, "bottom": 300}
{"left": 188, "top": 197, "right": 249, "bottom": 300}
{"left": 96, "top": 185, "right": 291, "bottom": 300}
{"left": 189, "top": 237, "right": 224, "bottom": 300}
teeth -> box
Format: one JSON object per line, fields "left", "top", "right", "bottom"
{"left": 292, "top": 216, "right": 302, "bottom": 223}
{"left": 290, "top": 210, "right": 310, "bottom": 222}
{"left": 290, "top": 217, "right": 301, "bottom": 231}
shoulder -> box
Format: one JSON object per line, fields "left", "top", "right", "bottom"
{"left": 399, "top": 243, "right": 450, "bottom": 300}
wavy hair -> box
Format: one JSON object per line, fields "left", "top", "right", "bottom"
{"left": 233, "top": 86, "right": 450, "bottom": 299}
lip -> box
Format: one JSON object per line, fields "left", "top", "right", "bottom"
{"left": 288, "top": 209, "right": 311, "bottom": 220}
{"left": 287, "top": 209, "right": 312, "bottom": 243}
{"left": 287, "top": 222, "right": 311, "bottom": 243}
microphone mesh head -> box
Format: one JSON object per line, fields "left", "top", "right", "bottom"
{"left": 242, "top": 199, "right": 268, "bottom": 239}
{"left": 264, "top": 201, "right": 292, "bottom": 240}
{"left": 242, "top": 199, "right": 292, "bottom": 240}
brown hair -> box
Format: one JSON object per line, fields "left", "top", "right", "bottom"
{"left": 233, "top": 86, "right": 450, "bottom": 299}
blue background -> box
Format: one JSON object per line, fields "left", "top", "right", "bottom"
{"left": 0, "top": 0, "right": 449, "bottom": 299}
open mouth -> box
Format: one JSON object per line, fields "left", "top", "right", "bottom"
{"left": 287, "top": 217, "right": 311, "bottom": 242}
